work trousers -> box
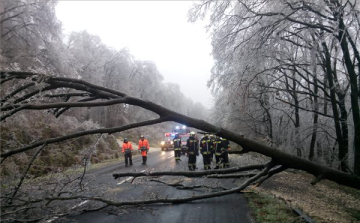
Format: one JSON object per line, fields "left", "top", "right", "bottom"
{"left": 142, "top": 156, "right": 147, "bottom": 164}
{"left": 124, "top": 153, "right": 132, "bottom": 166}
{"left": 222, "top": 152, "right": 230, "bottom": 167}
{"left": 174, "top": 148, "right": 181, "bottom": 161}
{"left": 215, "top": 153, "right": 224, "bottom": 168}
{"left": 210, "top": 150, "right": 215, "bottom": 162}
{"left": 202, "top": 153, "right": 211, "bottom": 170}
{"left": 188, "top": 153, "right": 197, "bottom": 170}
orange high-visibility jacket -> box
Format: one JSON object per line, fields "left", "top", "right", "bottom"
{"left": 122, "top": 142, "right": 133, "bottom": 153}
{"left": 138, "top": 139, "right": 150, "bottom": 156}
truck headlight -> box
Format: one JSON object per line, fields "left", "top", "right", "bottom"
{"left": 161, "top": 141, "right": 165, "bottom": 145}
{"left": 171, "top": 141, "right": 173, "bottom": 145}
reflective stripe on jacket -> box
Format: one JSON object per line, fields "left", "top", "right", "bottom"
{"left": 186, "top": 137, "right": 199, "bottom": 155}
{"left": 173, "top": 138, "right": 181, "bottom": 148}
{"left": 200, "top": 138, "right": 212, "bottom": 154}
{"left": 221, "top": 138, "right": 230, "bottom": 152}
{"left": 213, "top": 139, "right": 222, "bottom": 154}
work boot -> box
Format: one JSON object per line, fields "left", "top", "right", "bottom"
{"left": 130, "top": 163, "right": 133, "bottom": 166}
{"left": 125, "top": 164, "right": 128, "bottom": 167}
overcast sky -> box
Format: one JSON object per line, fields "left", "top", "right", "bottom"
{"left": 56, "top": 1, "right": 214, "bottom": 108}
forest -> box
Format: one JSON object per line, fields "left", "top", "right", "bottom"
{"left": 1, "top": 0, "right": 360, "bottom": 222}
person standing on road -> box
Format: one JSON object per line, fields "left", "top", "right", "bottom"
{"left": 213, "top": 135, "right": 223, "bottom": 169}
{"left": 173, "top": 133, "right": 182, "bottom": 162}
{"left": 138, "top": 135, "right": 150, "bottom": 165}
{"left": 221, "top": 137, "right": 231, "bottom": 168}
{"left": 121, "top": 138, "right": 133, "bottom": 167}
{"left": 200, "top": 134, "right": 213, "bottom": 170}
{"left": 186, "top": 131, "right": 199, "bottom": 171}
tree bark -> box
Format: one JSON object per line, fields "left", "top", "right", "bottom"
{"left": 321, "top": 42, "right": 347, "bottom": 171}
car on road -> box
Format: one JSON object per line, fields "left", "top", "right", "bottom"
{"left": 161, "top": 136, "right": 174, "bottom": 151}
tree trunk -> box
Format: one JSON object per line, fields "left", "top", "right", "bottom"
{"left": 293, "top": 76, "right": 302, "bottom": 157}
{"left": 309, "top": 94, "right": 319, "bottom": 161}
{"left": 309, "top": 45, "right": 319, "bottom": 161}
{"left": 337, "top": 18, "right": 360, "bottom": 174}
{"left": 322, "top": 42, "right": 346, "bottom": 171}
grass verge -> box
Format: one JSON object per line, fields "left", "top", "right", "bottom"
{"left": 245, "top": 191, "right": 304, "bottom": 223}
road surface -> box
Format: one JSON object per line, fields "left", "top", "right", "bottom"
{"left": 60, "top": 147, "right": 254, "bottom": 223}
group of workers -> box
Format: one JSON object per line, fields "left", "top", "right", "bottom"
{"left": 173, "top": 132, "right": 231, "bottom": 171}
{"left": 120, "top": 132, "right": 231, "bottom": 171}
{"left": 121, "top": 135, "right": 149, "bottom": 166}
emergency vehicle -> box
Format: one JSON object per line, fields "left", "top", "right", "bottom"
{"left": 161, "top": 125, "right": 192, "bottom": 152}
{"left": 172, "top": 125, "right": 191, "bottom": 155}
{"left": 161, "top": 132, "right": 174, "bottom": 151}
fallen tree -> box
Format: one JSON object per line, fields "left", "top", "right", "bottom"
{"left": 1, "top": 71, "right": 359, "bottom": 189}
{"left": 1, "top": 71, "right": 360, "bottom": 222}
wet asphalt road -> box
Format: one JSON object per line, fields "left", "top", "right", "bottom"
{"left": 61, "top": 147, "right": 254, "bottom": 223}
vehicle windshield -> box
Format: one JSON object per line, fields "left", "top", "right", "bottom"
{"left": 181, "top": 136, "right": 189, "bottom": 141}
{"left": 163, "top": 137, "right": 173, "bottom": 141}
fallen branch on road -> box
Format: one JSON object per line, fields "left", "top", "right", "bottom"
{"left": 113, "top": 164, "right": 266, "bottom": 180}
{"left": 149, "top": 179, "right": 230, "bottom": 190}
{"left": 207, "top": 172, "right": 257, "bottom": 178}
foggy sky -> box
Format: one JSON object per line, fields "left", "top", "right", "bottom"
{"left": 56, "top": 1, "right": 214, "bottom": 108}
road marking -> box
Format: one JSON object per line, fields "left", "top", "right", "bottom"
{"left": 117, "top": 177, "right": 133, "bottom": 185}
{"left": 117, "top": 170, "right": 146, "bottom": 185}
{"left": 167, "top": 155, "right": 174, "bottom": 159}
{"left": 45, "top": 217, "right": 58, "bottom": 223}
{"left": 71, "top": 200, "right": 88, "bottom": 209}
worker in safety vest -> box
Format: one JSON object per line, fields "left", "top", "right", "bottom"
{"left": 121, "top": 138, "right": 133, "bottom": 167}
{"left": 186, "top": 131, "right": 199, "bottom": 170}
{"left": 213, "top": 135, "right": 223, "bottom": 169}
{"left": 221, "top": 137, "right": 231, "bottom": 168}
{"left": 200, "top": 134, "right": 213, "bottom": 170}
{"left": 138, "top": 135, "right": 150, "bottom": 165}
{"left": 173, "top": 133, "right": 182, "bottom": 162}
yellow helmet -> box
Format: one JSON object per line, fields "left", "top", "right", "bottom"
{"left": 190, "top": 131, "right": 195, "bottom": 136}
